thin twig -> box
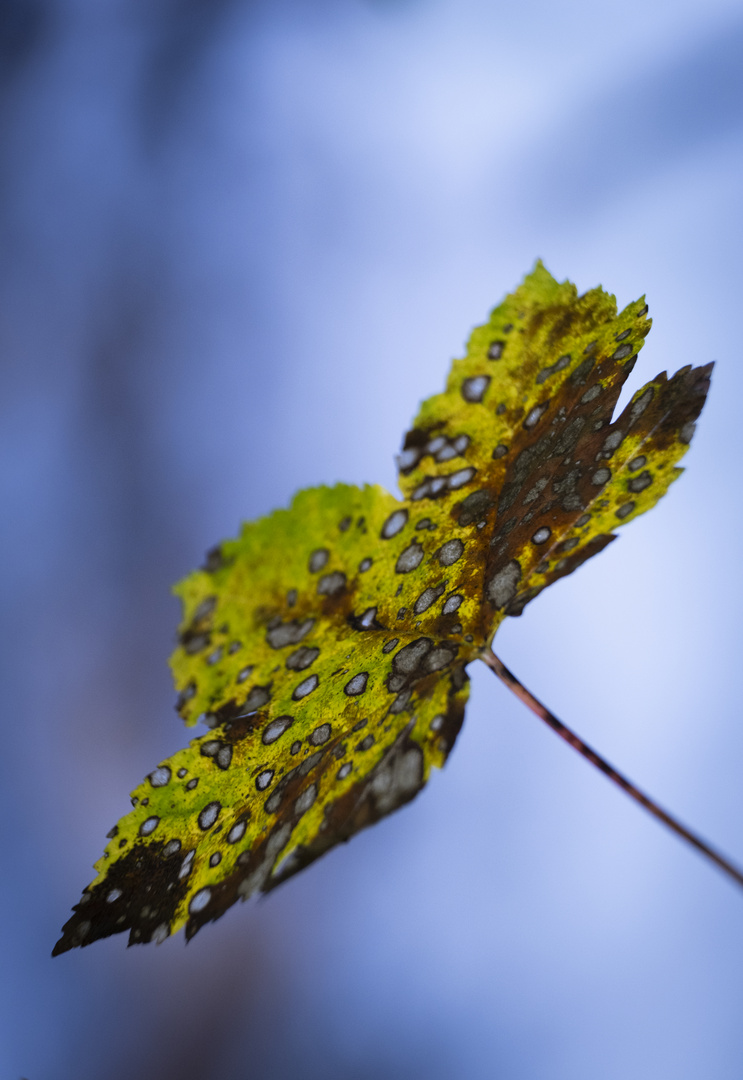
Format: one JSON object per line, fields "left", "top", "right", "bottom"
{"left": 481, "top": 646, "right": 743, "bottom": 891}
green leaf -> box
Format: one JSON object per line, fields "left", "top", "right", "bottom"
{"left": 54, "top": 262, "right": 711, "bottom": 953}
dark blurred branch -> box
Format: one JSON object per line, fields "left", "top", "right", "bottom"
{"left": 481, "top": 646, "right": 743, "bottom": 891}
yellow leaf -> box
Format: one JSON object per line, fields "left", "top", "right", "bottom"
{"left": 54, "top": 262, "right": 711, "bottom": 952}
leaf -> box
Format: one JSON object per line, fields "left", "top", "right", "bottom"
{"left": 54, "top": 262, "right": 711, "bottom": 953}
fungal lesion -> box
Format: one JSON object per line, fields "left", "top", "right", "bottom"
{"left": 286, "top": 645, "right": 320, "bottom": 670}
{"left": 536, "top": 353, "right": 571, "bottom": 385}
{"left": 261, "top": 714, "right": 295, "bottom": 746}
{"left": 308, "top": 548, "right": 329, "bottom": 573}
{"left": 344, "top": 672, "right": 369, "bottom": 696}
{"left": 61, "top": 562, "right": 475, "bottom": 952}
{"left": 200, "top": 739, "right": 233, "bottom": 770}
{"left": 384, "top": 637, "right": 460, "bottom": 718}
{"left": 317, "top": 570, "right": 347, "bottom": 596}
{"left": 628, "top": 470, "right": 652, "bottom": 494}
{"left": 266, "top": 616, "right": 315, "bottom": 649}
{"left": 261, "top": 717, "right": 446, "bottom": 893}
{"left": 176, "top": 683, "right": 196, "bottom": 712}
{"left": 395, "top": 540, "right": 424, "bottom": 573}
{"left": 397, "top": 429, "right": 472, "bottom": 474}
{"left": 53, "top": 835, "right": 194, "bottom": 954}
{"left": 461, "top": 374, "right": 491, "bottom": 403}
{"left": 381, "top": 509, "right": 409, "bottom": 539}
{"left": 292, "top": 673, "right": 319, "bottom": 700}
{"left": 179, "top": 595, "right": 217, "bottom": 655}
{"left": 239, "top": 684, "right": 272, "bottom": 714}
{"left": 348, "top": 606, "right": 386, "bottom": 632}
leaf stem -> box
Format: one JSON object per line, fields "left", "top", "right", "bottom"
{"left": 480, "top": 646, "right": 743, "bottom": 891}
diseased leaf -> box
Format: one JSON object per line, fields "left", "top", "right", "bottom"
{"left": 54, "top": 262, "right": 711, "bottom": 953}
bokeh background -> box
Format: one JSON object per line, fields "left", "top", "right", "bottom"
{"left": 3, "top": 1, "right": 743, "bottom": 1077}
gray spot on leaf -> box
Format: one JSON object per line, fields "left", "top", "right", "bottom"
{"left": 267, "top": 619, "right": 315, "bottom": 649}
{"left": 581, "top": 384, "right": 601, "bottom": 404}
{"left": 256, "top": 770, "right": 274, "bottom": 791}
{"left": 462, "top": 375, "right": 490, "bottom": 403}
{"left": 286, "top": 646, "right": 320, "bottom": 671}
{"left": 241, "top": 685, "right": 271, "bottom": 713}
{"left": 414, "top": 584, "right": 445, "bottom": 614}
{"left": 344, "top": 672, "right": 369, "bottom": 696}
{"left": 263, "top": 715, "right": 294, "bottom": 744}
{"left": 318, "top": 571, "right": 346, "bottom": 596}
{"left": 293, "top": 674, "right": 319, "bottom": 700}
{"left": 295, "top": 784, "right": 317, "bottom": 816}
{"left": 629, "top": 388, "right": 654, "bottom": 424}
{"left": 628, "top": 470, "right": 652, "bottom": 493}
{"left": 149, "top": 766, "right": 171, "bottom": 788}
{"left": 228, "top": 821, "right": 247, "bottom": 843}
{"left": 396, "top": 541, "right": 424, "bottom": 573}
{"left": 308, "top": 549, "right": 329, "bottom": 573}
{"left": 602, "top": 430, "right": 624, "bottom": 457}
{"left": 423, "top": 646, "right": 457, "bottom": 673}
{"left": 448, "top": 467, "right": 476, "bottom": 490}
{"left": 488, "top": 560, "right": 521, "bottom": 608}
{"left": 189, "top": 888, "right": 211, "bottom": 914}
{"left": 309, "top": 723, "right": 331, "bottom": 746}
{"left": 524, "top": 402, "right": 548, "bottom": 429}
{"left": 438, "top": 538, "right": 464, "bottom": 566}
{"left": 458, "top": 488, "right": 494, "bottom": 526}
{"left": 382, "top": 510, "right": 408, "bottom": 539}
{"left": 139, "top": 817, "right": 160, "bottom": 837}
{"left": 198, "top": 802, "right": 221, "bottom": 830}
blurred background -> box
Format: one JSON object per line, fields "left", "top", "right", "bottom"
{"left": 2, "top": 0, "right": 743, "bottom": 1077}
